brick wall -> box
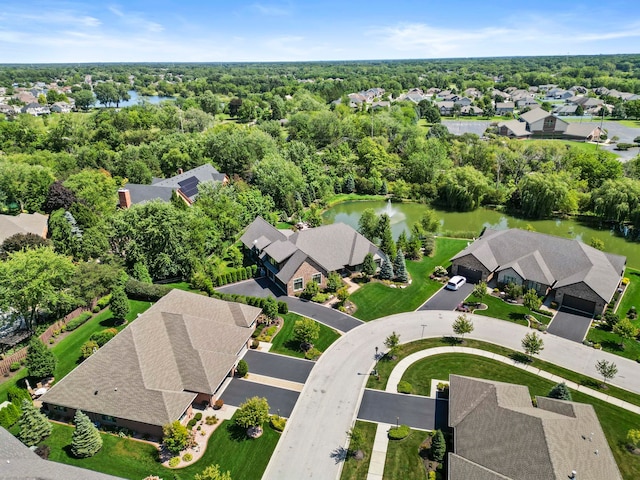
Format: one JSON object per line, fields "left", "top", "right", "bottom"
{"left": 286, "top": 258, "right": 326, "bottom": 295}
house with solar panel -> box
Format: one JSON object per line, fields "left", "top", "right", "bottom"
{"left": 117, "top": 164, "right": 227, "bottom": 208}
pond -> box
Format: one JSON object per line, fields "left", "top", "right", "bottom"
{"left": 96, "top": 90, "right": 174, "bottom": 108}
{"left": 322, "top": 200, "right": 640, "bottom": 270}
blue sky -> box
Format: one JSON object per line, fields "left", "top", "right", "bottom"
{"left": 1, "top": 1, "right": 639, "bottom": 63}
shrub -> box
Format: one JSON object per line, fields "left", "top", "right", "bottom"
{"left": 194, "top": 412, "right": 202, "bottom": 422}
{"left": 168, "top": 457, "right": 180, "bottom": 467}
{"left": 236, "top": 359, "right": 249, "bottom": 377}
{"left": 205, "top": 415, "right": 218, "bottom": 425}
{"left": 251, "top": 339, "right": 260, "bottom": 349}
{"left": 163, "top": 420, "right": 190, "bottom": 455}
{"left": 277, "top": 301, "right": 288, "bottom": 314}
{"left": 182, "top": 453, "right": 192, "bottom": 462}
{"left": 96, "top": 294, "right": 112, "bottom": 309}
{"left": 311, "top": 293, "right": 330, "bottom": 303}
{"left": 304, "top": 347, "right": 321, "bottom": 360}
{"left": 0, "top": 402, "right": 20, "bottom": 428}
{"left": 388, "top": 425, "right": 411, "bottom": 440}
{"left": 9, "top": 362, "right": 20, "bottom": 372}
{"left": 622, "top": 277, "right": 630, "bottom": 286}
{"left": 66, "top": 312, "right": 92, "bottom": 331}
{"left": 90, "top": 328, "right": 118, "bottom": 346}
{"left": 270, "top": 415, "right": 286, "bottom": 432}
{"left": 8, "top": 386, "right": 31, "bottom": 406}
{"left": 397, "top": 381, "right": 412, "bottom": 394}
{"left": 80, "top": 340, "right": 99, "bottom": 359}
{"left": 187, "top": 418, "right": 197, "bottom": 429}
{"left": 125, "top": 278, "right": 171, "bottom": 301}
{"left": 49, "top": 338, "right": 55, "bottom": 344}
{"left": 213, "top": 399, "right": 224, "bottom": 410}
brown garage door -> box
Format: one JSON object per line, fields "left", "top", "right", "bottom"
{"left": 561, "top": 294, "right": 596, "bottom": 315}
{"left": 457, "top": 266, "right": 483, "bottom": 283}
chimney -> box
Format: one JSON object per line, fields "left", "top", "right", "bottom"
{"left": 118, "top": 188, "right": 131, "bottom": 209}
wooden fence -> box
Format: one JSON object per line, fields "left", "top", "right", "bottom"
{"left": 0, "top": 306, "right": 90, "bottom": 378}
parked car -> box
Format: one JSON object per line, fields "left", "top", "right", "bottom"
{"left": 446, "top": 275, "right": 467, "bottom": 291}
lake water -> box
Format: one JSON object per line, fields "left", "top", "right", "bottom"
{"left": 96, "top": 90, "right": 174, "bottom": 108}
{"left": 322, "top": 200, "right": 640, "bottom": 270}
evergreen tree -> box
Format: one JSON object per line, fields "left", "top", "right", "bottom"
{"left": 393, "top": 249, "right": 408, "bottom": 283}
{"left": 430, "top": 429, "right": 446, "bottom": 462}
{"left": 548, "top": 382, "right": 572, "bottom": 401}
{"left": 377, "top": 214, "right": 397, "bottom": 260}
{"left": 17, "top": 400, "right": 52, "bottom": 446}
{"left": 71, "top": 410, "right": 103, "bottom": 458}
{"left": 344, "top": 175, "right": 355, "bottom": 193}
{"left": 379, "top": 255, "right": 394, "bottom": 280}
{"left": 362, "top": 253, "right": 377, "bottom": 277}
{"left": 110, "top": 286, "right": 130, "bottom": 322}
{"left": 25, "top": 337, "right": 57, "bottom": 379}
{"left": 132, "top": 262, "right": 152, "bottom": 283}
{"left": 396, "top": 231, "right": 408, "bottom": 254}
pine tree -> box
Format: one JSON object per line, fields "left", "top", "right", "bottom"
{"left": 17, "top": 399, "right": 52, "bottom": 446}
{"left": 110, "top": 286, "right": 130, "bottom": 322}
{"left": 362, "top": 252, "right": 377, "bottom": 277}
{"left": 430, "top": 429, "right": 446, "bottom": 462}
{"left": 25, "top": 337, "right": 57, "bottom": 379}
{"left": 379, "top": 256, "right": 394, "bottom": 280}
{"left": 393, "top": 249, "right": 408, "bottom": 283}
{"left": 548, "top": 382, "right": 572, "bottom": 401}
{"left": 377, "top": 214, "right": 397, "bottom": 260}
{"left": 71, "top": 410, "right": 103, "bottom": 458}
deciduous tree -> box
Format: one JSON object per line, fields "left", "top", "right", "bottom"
{"left": 452, "top": 314, "right": 474, "bottom": 341}
{"left": 235, "top": 396, "right": 270, "bottom": 430}
{"left": 595, "top": 359, "right": 618, "bottom": 386}
{"left": 293, "top": 318, "right": 320, "bottom": 348}
{"left": 162, "top": 420, "right": 191, "bottom": 455}
{"left": 109, "top": 287, "right": 130, "bottom": 322}
{"left": 521, "top": 331, "right": 544, "bottom": 359}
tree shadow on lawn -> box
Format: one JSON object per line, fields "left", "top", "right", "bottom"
{"left": 282, "top": 339, "right": 304, "bottom": 352}
{"left": 99, "top": 317, "right": 119, "bottom": 328}
{"left": 509, "top": 352, "right": 532, "bottom": 364}
{"left": 507, "top": 312, "right": 527, "bottom": 324}
{"left": 226, "top": 422, "right": 254, "bottom": 442}
{"left": 442, "top": 336, "right": 462, "bottom": 346}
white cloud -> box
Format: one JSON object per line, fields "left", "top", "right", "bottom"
{"left": 252, "top": 3, "right": 292, "bottom": 16}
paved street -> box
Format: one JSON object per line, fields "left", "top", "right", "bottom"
{"left": 220, "top": 379, "right": 299, "bottom": 417}
{"left": 357, "top": 389, "right": 448, "bottom": 430}
{"left": 242, "top": 350, "right": 314, "bottom": 384}
{"left": 262, "top": 310, "right": 640, "bottom": 480}
{"left": 217, "top": 278, "right": 363, "bottom": 332}
{"left": 547, "top": 308, "right": 593, "bottom": 342}
{"left": 418, "top": 282, "right": 474, "bottom": 311}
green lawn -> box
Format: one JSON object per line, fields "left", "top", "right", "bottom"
{"left": 399, "top": 353, "right": 640, "bottom": 480}
{"left": 618, "top": 119, "right": 640, "bottom": 128}
{"left": 384, "top": 429, "right": 429, "bottom": 480}
{"left": 472, "top": 295, "right": 550, "bottom": 326}
{"left": 0, "top": 300, "right": 151, "bottom": 403}
{"left": 617, "top": 269, "right": 640, "bottom": 323}
{"left": 42, "top": 414, "right": 280, "bottom": 480}
{"left": 340, "top": 420, "right": 378, "bottom": 480}
{"left": 350, "top": 238, "right": 468, "bottom": 321}
{"left": 324, "top": 193, "right": 386, "bottom": 208}
{"left": 586, "top": 326, "right": 640, "bottom": 361}
{"left": 269, "top": 312, "right": 341, "bottom": 358}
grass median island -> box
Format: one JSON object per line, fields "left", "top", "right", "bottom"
{"left": 384, "top": 429, "right": 429, "bottom": 480}
{"left": 42, "top": 413, "right": 280, "bottom": 480}
{"left": 269, "top": 312, "right": 341, "bottom": 358}
{"left": 471, "top": 294, "right": 549, "bottom": 326}
{"left": 399, "top": 353, "right": 640, "bottom": 480}
{"left": 340, "top": 420, "right": 377, "bottom": 480}
{"left": 350, "top": 238, "right": 468, "bottom": 321}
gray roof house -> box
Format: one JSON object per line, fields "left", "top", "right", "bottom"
{"left": 0, "top": 212, "right": 48, "bottom": 244}
{"left": 0, "top": 427, "right": 124, "bottom": 480}
{"left": 497, "top": 110, "right": 601, "bottom": 142}
{"left": 240, "top": 217, "right": 383, "bottom": 295}
{"left": 451, "top": 228, "right": 625, "bottom": 315}
{"left": 497, "top": 119, "right": 531, "bottom": 138}
{"left": 449, "top": 375, "right": 622, "bottom": 480}
{"left": 118, "top": 163, "right": 227, "bottom": 208}
{"left": 41, "top": 289, "right": 260, "bottom": 437}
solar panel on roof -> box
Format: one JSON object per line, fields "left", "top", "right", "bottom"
{"left": 178, "top": 176, "right": 200, "bottom": 198}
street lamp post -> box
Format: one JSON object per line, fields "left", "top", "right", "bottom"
{"left": 374, "top": 346, "right": 379, "bottom": 376}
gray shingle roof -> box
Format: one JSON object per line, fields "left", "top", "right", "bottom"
{"left": 0, "top": 427, "right": 123, "bottom": 479}
{"left": 452, "top": 229, "right": 625, "bottom": 302}
{"left": 0, "top": 213, "right": 48, "bottom": 244}
{"left": 449, "top": 375, "right": 622, "bottom": 480}
{"left": 519, "top": 108, "right": 552, "bottom": 124}
{"left": 498, "top": 119, "right": 530, "bottom": 137}
{"left": 565, "top": 123, "right": 601, "bottom": 139}
{"left": 41, "top": 290, "right": 260, "bottom": 427}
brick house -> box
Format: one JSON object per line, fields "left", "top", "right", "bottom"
{"left": 240, "top": 217, "right": 383, "bottom": 295}
{"left": 450, "top": 228, "right": 625, "bottom": 315}
{"left": 40, "top": 290, "right": 260, "bottom": 438}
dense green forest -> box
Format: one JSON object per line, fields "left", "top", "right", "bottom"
{"left": 1, "top": 56, "right": 640, "bottom": 324}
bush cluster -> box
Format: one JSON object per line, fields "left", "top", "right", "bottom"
{"left": 182, "top": 453, "right": 192, "bottom": 462}
{"left": 388, "top": 424, "right": 411, "bottom": 440}
{"left": 89, "top": 328, "right": 118, "bottom": 346}
{"left": 205, "top": 415, "right": 218, "bottom": 425}
{"left": 125, "top": 278, "right": 172, "bottom": 301}
{"left": 66, "top": 312, "right": 92, "bottom": 331}
{"left": 194, "top": 412, "right": 202, "bottom": 422}
{"left": 9, "top": 362, "right": 20, "bottom": 371}
{"left": 213, "top": 265, "right": 258, "bottom": 288}
{"left": 270, "top": 415, "right": 286, "bottom": 432}
{"left": 168, "top": 457, "right": 180, "bottom": 467}
{"left": 213, "top": 292, "right": 288, "bottom": 314}
{"left": 397, "top": 381, "right": 413, "bottom": 394}
{"left": 96, "top": 295, "right": 112, "bottom": 310}
{"left": 0, "top": 402, "right": 20, "bottom": 428}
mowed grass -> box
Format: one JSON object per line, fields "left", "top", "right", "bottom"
{"left": 340, "top": 420, "right": 378, "bottom": 480}
{"left": 384, "top": 429, "right": 428, "bottom": 480}
{"left": 351, "top": 238, "right": 468, "bottom": 321}
{"left": 617, "top": 269, "right": 640, "bottom": 323}
{"left": 42, "top": 414, "right": 280, "bottom": 480}
{"left": 586, "top": 326, "right": 640, "bottom": 361}
{"left": 269, "top": 312, "right": 341, "bottom": 358}
{"left": 472, "top": 294, "right": 549, "bottom": 326}
{"left": 399, "top": 353, "right": 640, "bottom": 480}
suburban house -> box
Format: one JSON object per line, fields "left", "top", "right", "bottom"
{"left": 0, "top": 212, "right": 48, "bottom": 244}
{"left": 497, "top": 109, "right": 602, "bottom": 141}
{"left": 41, "top": 289, "right": 260, "bottom": 437}
{"left": 50, "top": 101, "right": 72, "bottom": 113}
{"left": 436, "top": 101, "right": 455, "bottom": 116}
{"left": 0, "top": 427, "right": 123, "bottom": 479}
{"left": 448, "top": 375, "right": 622, "bottom": 480}
{"left": 496, "top": 119, "right": 531, "bottom": 138}
{"left": 21, "top": 102, "right": 50, "bottom": 116}
{"left": 450, "top": 228, "right": 625, "bottom": 315}
{"left": 240, "top": 217, "right": 383, "bottom": 295}
{"left": 117, "top": 163, "right": 227, "bottom": 208}
{"left": 0, "top": 104, "right": 17, "bottom": 116}
{"left": 495, "top": 101, "right": 515, "bottom": 115}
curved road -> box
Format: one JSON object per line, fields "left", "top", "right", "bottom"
{"left": 262, "top": 310, "right": 640, "bottom": 480}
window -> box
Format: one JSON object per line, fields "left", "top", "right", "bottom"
{"left": 293, "top": 278, "right": 303, "bottom": 291}
{"left": 502, "top": 275, "right": 519, "bottom": 285}
{"left": 53, "top": 405, "right": 67, "bottom": 412}
{"left": 312, "top": 273, "right": 322, "bottom": 284}
{"left": 101, "top": 415, "right": 116, "bottom": 423}
{"left": 544, "top": 118, "right": 554, "bottom": 129}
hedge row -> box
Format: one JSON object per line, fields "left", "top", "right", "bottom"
{"left": 66, "top": 312, "right": 93, "bottom": 331}
{"left": 213, "top": 292, "right": 288, "bottom": 315}
{"left": 0, "top": 402, "right": 20, "bottom": 428}
{"left": 125, "top": 278, "right": 172, "bottom": 301}
{"left": 214, "top": 265, "right": 258, "bottom": 287}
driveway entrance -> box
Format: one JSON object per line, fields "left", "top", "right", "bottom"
{"left": 418, "top": 283, "right": 474, "bottom": 311}
{"left": 357, "top": 389, "right": 448, "bottom": 430}
{"left": 547, "top": 308, "right": 593, "bottom": 342}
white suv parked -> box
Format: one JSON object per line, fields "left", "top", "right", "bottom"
{"left": 446, "top": 275, "right": 467, "bottom": 291}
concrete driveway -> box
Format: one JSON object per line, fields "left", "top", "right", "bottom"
{"left": 547, "top": 308, "right": 593, "bottom": 342}
{"left": 220, "top": 379, "right": 299, "bottom": 417}
{"left": 443, "top": 120, "right": 491, "bottom": 136}
{"left": 242, "top": 350, "right": 314, "bottom": 384}
{"left": 357, "top": 389, "right": 448, "bottom": 430}
{"left": 217, "top": 278, "right": 363, "bottom": 333}
{"left": 418, "top": 282, "right": 474, "bottom": 311}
